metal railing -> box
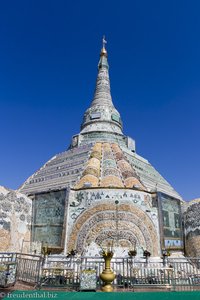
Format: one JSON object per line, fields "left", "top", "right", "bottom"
{"left": 37, "top": 255, "right": 200, "bottom": 291}
{"left": 1, "top": 253, "right": 200, "bottom": 291}
{"left": 16, "top": 253, "right": 43, "bottom": 284}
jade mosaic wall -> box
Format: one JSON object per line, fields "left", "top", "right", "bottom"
{"left": 33, "top": 190, "right": 67, "bottom": 246}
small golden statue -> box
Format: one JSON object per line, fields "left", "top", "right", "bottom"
{"left": 41, "top": 243, "right": 51, "bottom": 256}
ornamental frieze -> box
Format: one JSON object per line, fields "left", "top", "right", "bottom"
{"left": 69, "top": 189, "right": 157, "bottom": 228}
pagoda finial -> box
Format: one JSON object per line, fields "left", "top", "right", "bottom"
{"left": 101, "top": 35, "right": 107, "bottom": 56}
{"left": 102, "top": 35, "right": 107, "bottom": 49}
{"left": 80, "top": 37, "right": 123, "bottom": 135}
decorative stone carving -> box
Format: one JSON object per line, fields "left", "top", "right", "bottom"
{"left": 0, "top": 186, "right": 32, "bottom": 252}
{"left": 67, "top": 202, "right": 159, "bottom": 256}
{"left": 0, "top": 228, "right": 11, "bottom": 251}
{"left": 101, "top": 176, "right": 124, "bottom": 188}
{"left": 74, "top": 142, "right": 148, "bottom": 190}
{"left": 184, "top": 199, "right": 200, "bottom": 257}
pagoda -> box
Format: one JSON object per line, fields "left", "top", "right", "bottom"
{"left": 19, "top": 38, "right": 184, "bottom": 256}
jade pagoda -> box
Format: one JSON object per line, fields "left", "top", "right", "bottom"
{"left": 0, "top": 39, "right": 199, "bottom": 259}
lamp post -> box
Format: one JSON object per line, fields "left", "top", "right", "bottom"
{"left": 162, "top": 248, "right": 170, "bottom": 266}
{"left": 162, "top": 249, "right": 168, "bottom": 266}
{"left": 41, "top": 242, "right": 50, "bottom": 267}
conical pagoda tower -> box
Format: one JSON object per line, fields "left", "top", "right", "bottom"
{"left": 19, "top": 39, "right": 184, "bottom": 256}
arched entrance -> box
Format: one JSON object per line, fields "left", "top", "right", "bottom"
{"left": 67, "top": 202, "right": 159, "bottom": 256}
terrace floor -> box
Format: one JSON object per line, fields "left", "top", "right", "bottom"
{"left": 1, "top": 289, "right": 200, "bottom": 300}
{"left": 1, "top": 281, "right": 200, "bottom": 299}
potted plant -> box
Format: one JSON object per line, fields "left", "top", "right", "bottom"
{"left": 128, "top": 250, "right": 137, "bottom": 257}
{"left": 143, "top": 250, "right": 151, "bottom": 265}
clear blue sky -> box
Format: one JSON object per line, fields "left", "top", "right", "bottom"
{"left": 0, "top": 0, "right": 199, "bottom": 200}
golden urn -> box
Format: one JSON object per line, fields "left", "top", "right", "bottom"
{"left": 100, "top": 250, "right": 115, "bottom": 292}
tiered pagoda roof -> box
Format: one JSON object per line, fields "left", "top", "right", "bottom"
{"left": 19, "top": 38, "right": 182, "bottom": 200}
